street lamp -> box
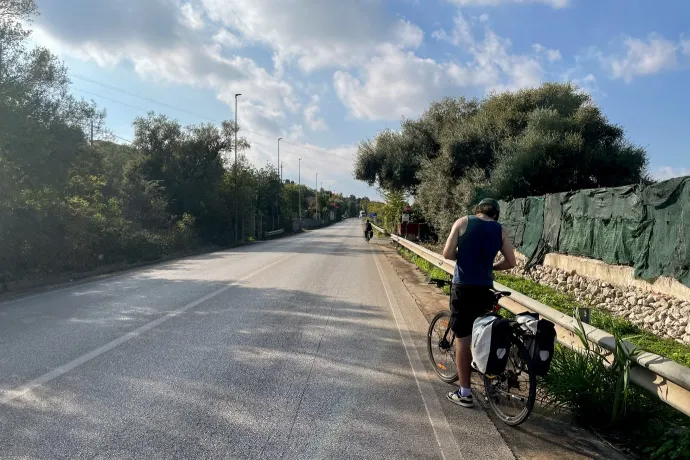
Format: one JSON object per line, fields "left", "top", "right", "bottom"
{"left": 278, "top": 137, "right": 282, "bottom": 181}
{"left": 234, "top": 93, "right": 241, "bottom": 242}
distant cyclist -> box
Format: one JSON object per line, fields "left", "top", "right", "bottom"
{"left": 441, "top": 198, "right": 516, "bottom": 408}
{"left": 363, "top": 219, "right": 373, "bottom": 240}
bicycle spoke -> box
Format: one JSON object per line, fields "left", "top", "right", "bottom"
{"left": 483, "top": 340, "right": 536, "bottom": 426}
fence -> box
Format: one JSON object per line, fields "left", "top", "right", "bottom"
{"left": 499, "top": 176, "right": 690, "bottom": 287}
{"left": 372, "top": 223, "right": 690, "bottom": 417}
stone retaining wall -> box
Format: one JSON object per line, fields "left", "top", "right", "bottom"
{"left": 508, "top": 259, "right": 690, "bottom": 344}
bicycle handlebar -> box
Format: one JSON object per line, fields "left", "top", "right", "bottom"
{"left": 426, "top": 278, "right": 512, "bottom": 298}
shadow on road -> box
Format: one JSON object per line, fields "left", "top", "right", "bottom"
{"left": 0, "top": 279, "right": 440, "bottom": 459}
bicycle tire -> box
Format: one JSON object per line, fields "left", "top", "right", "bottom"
{"left": 427, "top": 311, "right": 459, "bottom": 383}
{"left": 482, "top": 338, "right": 536, "bottom": 426}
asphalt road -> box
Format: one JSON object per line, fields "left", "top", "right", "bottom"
{"left": 0, "top": 219, "right": 513, "bottom": 460}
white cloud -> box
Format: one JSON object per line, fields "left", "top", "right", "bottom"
{"left": 304, "top": 96, "right": 328, "bottom": 131}
{"left": 334, "top": 45, "right": 451, "bottom": 121}
{"left": 432, "top": 15, "right": 474, "bottom": 47}
{"left": 200, "top": 0, "right": 422, "bottom": 73}
{"left": 653, "top": 166, "right": 690, "bottom": 181}
{"left": 180, "top": 3, "right": 205, "bottom": 30}
{"left": 479, "top": 13, "right": 490, "bottom": 22}
{"left": 445, "top": 18, "right": 545, "bottom": 91}
{"left": 533, "top": 43, "right": 562, "bottom": 62}
{"left": 213, "top": 28, "right": 242, "bottom": 48}
{"left": 447, "top": 0, "right": 570, "bottom": 7}
{"left": 681, "top": 39, "right": 690, "bottom": 56}
{"left": 572, "top": 73, "right": 599, "bottom": 94}
{"left": 394, "top": 20, "right": 425, "bottom": 49}
{"left": 335, "top": 13, "right": 555, "bottom": 120}
{"left": 599, "top": 34, "right": 687, "bottom": 82}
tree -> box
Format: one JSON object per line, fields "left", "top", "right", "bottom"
{"left": 354, "top": 83, "right": 649, "bottom": 237}
{"left": 353, "top": 97, "right": 477, "bottom": 194}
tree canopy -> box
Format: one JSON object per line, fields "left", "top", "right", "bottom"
{"left": 353, "top": 83, "right": 650, "bottom": 236}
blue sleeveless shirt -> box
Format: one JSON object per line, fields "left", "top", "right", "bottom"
{"left": 452, "top": 216, "right": 503, "bottom": 286}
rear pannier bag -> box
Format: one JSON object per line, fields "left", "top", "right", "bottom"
{"left": 516, "top": 312, "right": 557, "bottom": 376}
{"left": 471, "top": 313, "right": 511, "bottom": 375}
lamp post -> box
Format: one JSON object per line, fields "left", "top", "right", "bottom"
{"left": 234, "top": 93, "right": 241, "bottom": 241}
{"left": 278, "top": 138, "right": 282, "bottom": 181}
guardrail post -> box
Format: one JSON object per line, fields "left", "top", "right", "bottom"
{"left": 578, "top": 307, "right": 591, "bottom": 324}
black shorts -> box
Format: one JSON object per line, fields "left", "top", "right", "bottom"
{"left": 450, "top": 284, "right": 495, "bottom": 338}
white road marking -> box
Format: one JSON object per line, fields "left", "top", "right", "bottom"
{"left": 370, "top": 245, "right": 464, "bottom": 460}
{"left": 0, "top": 252, "right": 295, "bottom": 404}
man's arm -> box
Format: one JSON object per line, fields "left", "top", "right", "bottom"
{"left": 442, "top": 217, "right": 468, "bottom": 260}
{"left": 493, "top": 226, "right": 517, "bottom": 271}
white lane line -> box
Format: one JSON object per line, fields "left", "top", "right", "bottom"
{"left": 370, "top": 246, "right": 464, "bottom": 460}
{"left": 0, "top": 252, "right": 294, "bottom": 405}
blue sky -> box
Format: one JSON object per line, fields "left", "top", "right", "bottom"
{"left": 29, "top": 0, "right": 690, "bottom": 200}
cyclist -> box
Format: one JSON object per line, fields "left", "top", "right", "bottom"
{"left": 441, "top": 198, "right": 516, "bottom": 408}
{"left": 363, "top": 219, "right": 373, "bottom": 240}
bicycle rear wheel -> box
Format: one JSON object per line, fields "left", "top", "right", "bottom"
{"left": 427, "top": 311, "right": 458, "bottom": 383}
{"left": 482, "top": 338, "right": 536, "bottom": 426}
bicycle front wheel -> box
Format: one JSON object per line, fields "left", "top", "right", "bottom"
{"left": 482, "top": 338, "right": 536, "bottom": 426}
{"left": 427, "top": 311, "right": 458, "bottom": 383}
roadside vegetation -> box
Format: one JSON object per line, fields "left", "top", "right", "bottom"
{"left": 0, "top": 1, "right": 367, "bottom": 286}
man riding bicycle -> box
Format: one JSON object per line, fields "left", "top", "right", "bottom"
{"left": 363, "top": 219, "right": 373, "bottom": 239}
{"left": 441, "top": 198, "right": 516, "bottom": 408}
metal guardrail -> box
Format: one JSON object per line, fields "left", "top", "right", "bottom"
{"left": 265, "top": 229, "right": 285, "bottom": 238}
{"left": 371, "top": 224, "right": 690, "bottom": 417}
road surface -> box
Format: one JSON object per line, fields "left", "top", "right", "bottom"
{"left": 0, "top": 219, "right": 513, "bottom": 459}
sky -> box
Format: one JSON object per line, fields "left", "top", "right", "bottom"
{"left": 28, "top": 0, "right": 690, "bottom": 200}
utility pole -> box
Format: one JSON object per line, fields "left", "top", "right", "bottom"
{"left": 278, "top": 138, "right": 282, "bottom": 181}
{"left": 298, "top": 158, "right": 302, "bottom": 229}
{"left": 234, "top": 93, "right": 241, "bottom": 242}
{"left": 276, "top": 137, "right": 282, "bottom": 231}
{"left": 316, "top": 172, "right": 319, "bottom": 222}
